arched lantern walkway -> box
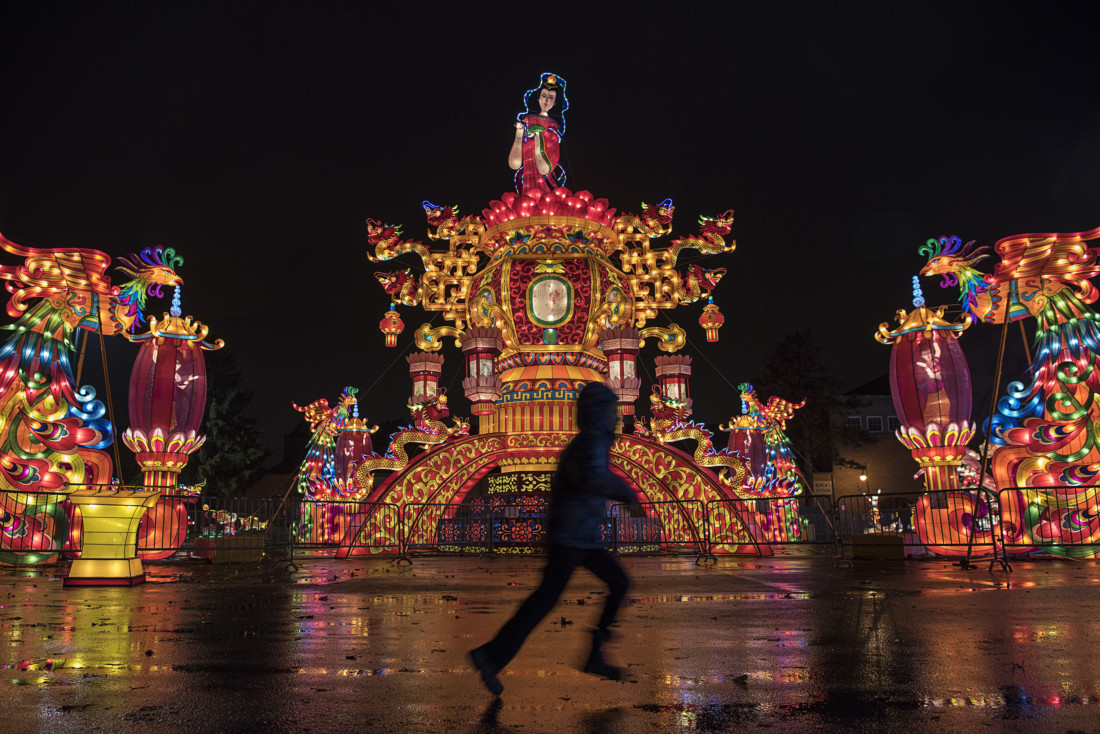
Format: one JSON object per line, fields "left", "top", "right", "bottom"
{"left": 337, "top": 432, "right": 755, "bottom": 557}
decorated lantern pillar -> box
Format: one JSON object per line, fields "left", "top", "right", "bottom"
{"left": 407, "top": 351, "right": 445, "bottom": 404}
{"left": 599, "top": 325, "right": 642, "bottom": 416}
{"left": 122, "top": 290, "right": 222, "bottom": 568}
{"left": 654, "top": 354, "right": 693, "bottom": 419}
{"left": 875, "top": 278, "right": 973, "bottom": 491}
{"left": 123, "top": 290, "right": 223, "bottom": 491}
{"left": 459, "top": 326, "right": 503, "bottom": 419}
{"left": 335, "top": 404, "right": 378, "bottom": 494}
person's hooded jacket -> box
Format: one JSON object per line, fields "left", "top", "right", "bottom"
{"left": 547, "top": 383, "right": 636, "bottom": 548}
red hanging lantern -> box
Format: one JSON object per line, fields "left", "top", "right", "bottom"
{"left": 699, "top": 299, "right": 724, "bottom": 342}
{"left": 380, "top": 305, "right": 404, "bottom": 347}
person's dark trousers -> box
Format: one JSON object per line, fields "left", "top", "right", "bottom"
{"left": 479, "top": 544, "right": 629, "bottom": 671}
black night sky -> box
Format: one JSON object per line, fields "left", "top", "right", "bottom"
{"left": 2, "top": 3, "right": 1098, "bottom": 466}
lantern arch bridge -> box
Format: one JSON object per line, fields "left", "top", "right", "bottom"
{"left": 331, "top": 432, "right": 760, "bottom": 558}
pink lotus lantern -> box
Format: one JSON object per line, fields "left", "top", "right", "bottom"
{"left": 123, "top": 288, "right": 223, "bottom": 558}
{"left": 875, "top": 277, "right": 974, "bottom": 491}
{"left": 335, "top": 410, "right": 378, "bottom": 493}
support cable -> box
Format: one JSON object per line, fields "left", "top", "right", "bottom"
{"left": 97, "top": 331, "right": 125, "bottom": 483}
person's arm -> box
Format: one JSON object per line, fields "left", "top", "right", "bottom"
{"left": 508, "top": 123, "right": 524, "bottom": 170}
{"left": 583, "top": 436, "right": 635, "bottom": 504}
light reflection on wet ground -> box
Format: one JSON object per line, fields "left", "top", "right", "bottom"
{"left": 2, "top": 553, "right": 1100, "bottom": 731}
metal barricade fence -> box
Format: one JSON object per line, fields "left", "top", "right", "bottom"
{"left": 130, "top": 494, "right": 285, "bottom": 561}
{"left": 0, "top": 491, "right": 73, "bottom": 561}
{"left": 400, "top": 499, "right": 705, "bottom": 558}
{"left": 707, "top": 496, "right": 836, "bottom": 556}
{"left": 996, "top": 486, "right": 1100, "bottom": 558}
{"left": 620, "top": 500, "right": 705, "bottom": 556}
{"left": 404, "top": 502, "right": 496, "bottom": 555}
{"left": 802, "top": 496, "right": 836, "bottom": 543}
{"left": 290, "top": 500, "right": 401, "bottom": 555}
{"left": 833, "top": 489, "right": 1000, "bottom": 560}
{"left": 133, "top": 491, "right": 200, "bottom": 559}
{"left": 607, "top": 503, "right": 662, "bottom": 554}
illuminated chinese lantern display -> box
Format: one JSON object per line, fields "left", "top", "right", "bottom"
{"left": 0, "top": 236, "right": 192, "bottom": 584}
{"left": 289, "top": 73, "right": 812, "bottom": 558}
{"left": 875, "top": 276, "right": 995, "bottom": 557}
{"left": 905, "top": 228, "right": 1100, "bottom": 557}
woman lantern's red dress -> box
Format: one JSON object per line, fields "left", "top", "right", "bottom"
{"left": 518, "top": 113, "right": 561, "bottom": 195}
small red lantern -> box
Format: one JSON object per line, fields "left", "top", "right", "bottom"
{"left": 380, "top": 305, "right": 404, "bottom": 347}
{"left": 699, "top": 300, "right": 724, "bottom": 342}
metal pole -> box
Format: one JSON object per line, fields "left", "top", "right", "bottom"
{"left": 960, "top": 315, "right": 1010, "bottom": 570}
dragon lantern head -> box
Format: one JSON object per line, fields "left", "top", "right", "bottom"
{"left": 365, "top": 218, "right": 401, "bottom": 243}
{"left": 699, "top": 210, "right": 736, "bottom": 236}
{"left": 422, "top": 200, "right": 457, "bottom": 226}
{"left": 375, "top": 269, "right": 411, "bottom": 295}
{"left": 641, "top": 198, "right": 675, "bottom": 231}
{"left": 918, "top": 236, "right": 989, "bottom": 288}
{"left": 696, "top": 265, "right": 726, "bottom": 291}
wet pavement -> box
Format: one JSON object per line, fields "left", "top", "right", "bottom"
{"left": 2, "top": 549, "right": 1100, "bottom": 733}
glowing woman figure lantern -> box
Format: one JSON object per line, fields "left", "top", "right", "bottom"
{"left": 508, "top": 73, "right": 568, "bottom": 196}
{"left": 124, "top": 287, "right": 223, "bottom": 559}
{"left": 875, "top": 277, "right": 974, "bottom": 491}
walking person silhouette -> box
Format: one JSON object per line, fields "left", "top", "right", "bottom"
{"left": 470, "top": 383, "right": 640, "bottom": 695}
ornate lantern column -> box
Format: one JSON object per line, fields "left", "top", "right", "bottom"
{"left": 654, "top": 354, "right": 693, "bottom": 419}
{"left": 123, "top": 290, "right": 223, "bottom": 491}
{"left": 459, "top": 326, "right": 503, "bottom": 420}
{"left": 335, "top": 403, "right": 378, "bottom": 494}
{"left": 875, "top": 278, "right": 973, "bottom": 490}
{"left": 407, "top": 351, "right": 444, "bottom": 403}
{"left": 599, "top": 326, "right": 642, "bottom": 416}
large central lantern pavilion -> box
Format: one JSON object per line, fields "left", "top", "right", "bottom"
{"left": 292, "top": 74, "right": 808, "bottom": 556}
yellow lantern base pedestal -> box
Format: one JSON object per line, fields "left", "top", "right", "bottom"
{"left": 64, "top": 489, "right": 160, "bottom": 587}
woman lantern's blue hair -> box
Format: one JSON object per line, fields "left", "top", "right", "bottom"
{"left": 518, "top": 72, "right": 569, "bottom": 136}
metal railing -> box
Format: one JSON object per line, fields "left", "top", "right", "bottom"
{"left": 23, "top": 484, "right": 1100, "bottom": 571}
{"left": 138, "top": 495, "right": 285, "bottom": 561}
{"left": 0, "top": 492, "right": 73, "bottom": 562}
{"left": 289, "top": 499, "right": 401, "bottom": 556}
{"left": 832, "top": 489, "right": 1003, "bottom": 563}
{"left": 996, "top": 486, "right": 1100, "bottom": 559}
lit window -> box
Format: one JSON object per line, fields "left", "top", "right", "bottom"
{"left": 844, "top": 416, "right": 862, "bottom": 430}
{"left": 866, "top": 416, "right": 883, "bottom": 433}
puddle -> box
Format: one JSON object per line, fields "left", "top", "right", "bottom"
{"left": 633, "top": 593, "right": 810, "bottom": 603}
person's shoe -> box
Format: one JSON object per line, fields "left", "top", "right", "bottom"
{"left": 470, "top": 646, "right": 503, "bottom": 695}
{"left": 583, "top": 629, "right": 622, "bottom": 680}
